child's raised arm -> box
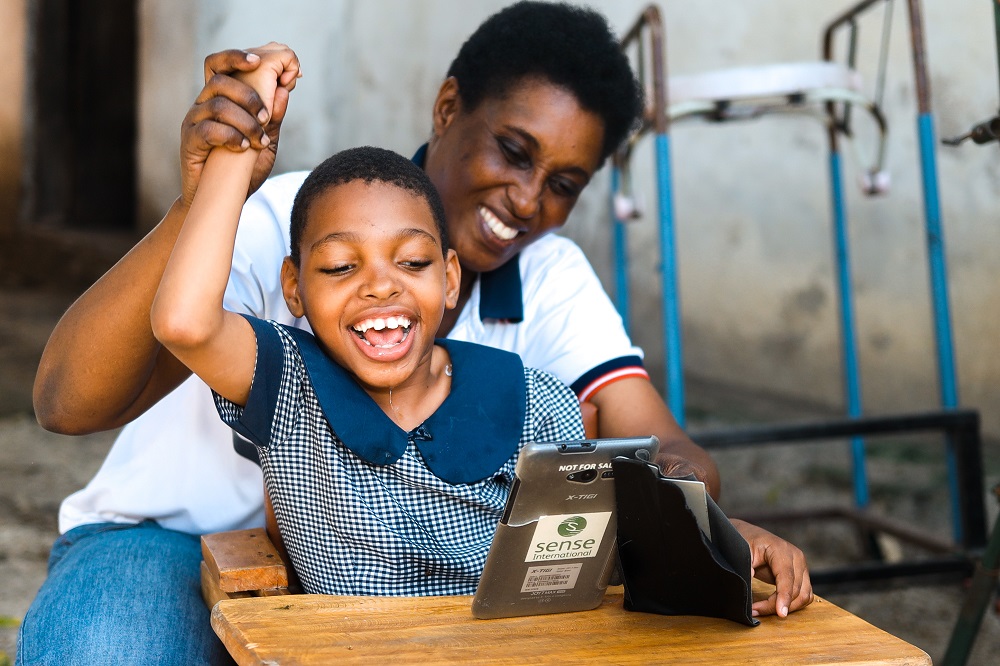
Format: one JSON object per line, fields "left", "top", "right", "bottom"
{"left": 151, "top": 45, "right": 300, "bottom": 405}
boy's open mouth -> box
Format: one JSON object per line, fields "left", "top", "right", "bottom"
{"left": 351, "top": 315, "right": 412, "bottom": 349}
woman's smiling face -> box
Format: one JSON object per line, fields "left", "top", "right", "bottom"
{"left": 424, "top": 76, "right": 606, "bottom": 275}
{"left": 281, "top": 180, "right": 460, "bottom": 392}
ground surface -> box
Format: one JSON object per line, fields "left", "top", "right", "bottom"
{"left": 0, "top": 284, "right": 998, "bottom": 665}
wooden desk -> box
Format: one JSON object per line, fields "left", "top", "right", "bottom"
{"left": 211, "top": 584, "right": 930, "bottom": 665}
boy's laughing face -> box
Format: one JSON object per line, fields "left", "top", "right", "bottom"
{"left": 281, "top": 180, "right": 460, "bottom": 392}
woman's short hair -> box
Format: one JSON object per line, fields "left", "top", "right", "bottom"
{"left": 446, "top": 1, "right": 644, "bottom": 161}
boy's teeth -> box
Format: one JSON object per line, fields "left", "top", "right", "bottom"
{"left": 480, "top": 206, "right": 519, "bottom": 241}
{"left": 353, "top": 315, "right": 411, "bottom": 334}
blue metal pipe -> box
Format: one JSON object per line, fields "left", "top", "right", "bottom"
{"left": 917, "top": 114, "right": 959, "bottom": 409}
{"left": 916, "top": 111, "right": 962, "bottom": 542}
{"left": 829, "top": 150, "right": 869, "bottom": 508}
{"left": 610, "top": 166, "right": 631, "bottom": 333}
{"left": 655, "top": 132, "right": 685, "bottom": 426}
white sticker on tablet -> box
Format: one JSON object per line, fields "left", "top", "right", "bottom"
{"left": 525, "top": 512, "right": 612, "bottom": 562}
{"left": 520, "top": 563, "right": 583, "bottom": 592}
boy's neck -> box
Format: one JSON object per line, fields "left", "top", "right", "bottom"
{"left": 364, "top": 344, "right": 453, "bottom": 431}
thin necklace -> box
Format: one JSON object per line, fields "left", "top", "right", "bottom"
{"left": 388, "top": 386, "right": 400, "bottom": 418}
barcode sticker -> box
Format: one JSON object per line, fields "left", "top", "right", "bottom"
{"left": 520, "top": 563, "right": 583, "bottom": 592}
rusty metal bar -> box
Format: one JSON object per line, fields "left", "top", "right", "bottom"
{"left": 823, "top": 0, "right": 888, "bottom": 60}
{"left": 821, "top": 0, "right": 889, "bottom": 147}
{"left": 620, "top": 4, "right": 668, "bottom": 135}
{"left": 906, "top": 0, "right": 932, "bottom": 114}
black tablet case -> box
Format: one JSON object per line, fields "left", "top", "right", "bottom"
{"left": 611, "top": 457, "right": 759, "bottom": 627}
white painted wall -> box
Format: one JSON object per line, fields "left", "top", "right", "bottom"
{"left": 136, "top": 1, "right": 1000, "bottom": 436}
{"left": 137, "top": 0, "right": 515, "bottom": 222}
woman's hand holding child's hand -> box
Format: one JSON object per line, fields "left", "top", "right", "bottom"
{"left": 231, "top": 43, "right": 301, "bottom": 120}
{"left": 180, "top": 44, "right": 302, "bottom": 207}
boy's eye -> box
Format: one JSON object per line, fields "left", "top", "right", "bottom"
{"left": 497, "top": 137, "right": 530, "bottom": 168}
{"left": 320, "top": 264, "right": 353, "bottom": 275}
{"left": 400, "top": 259, "right": 433, "bottom": 270}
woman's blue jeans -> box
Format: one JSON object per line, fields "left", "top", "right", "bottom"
{"left": 16, "top": 520, "right": 234, "bottom": 665}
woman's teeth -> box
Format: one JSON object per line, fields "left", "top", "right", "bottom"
{"left": 480, "top": 206, "right": 519, "bottom": 241}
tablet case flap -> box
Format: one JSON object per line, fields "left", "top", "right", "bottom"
{"left": 611, "top": 457, "right": 759, "bottom": 627}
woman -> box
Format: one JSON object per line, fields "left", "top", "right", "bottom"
{"left": 23, "top": 3, "right": 810, "bottom": 665}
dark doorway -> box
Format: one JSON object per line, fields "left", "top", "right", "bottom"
{"left": 29, "top": 0, "right": 137, "bottom": 231}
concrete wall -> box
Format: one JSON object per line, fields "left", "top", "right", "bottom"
{"left": 595, "top": 0, "right": 1000, "bottom": 436}
{"left": 137, "top": 0, "right": 515, "bottom": 227}
{"left": 134, "top": 1, "right": 1000, "bottom": 436}
{"left": 0, "top": 0, "right": 27, "bottom": 234}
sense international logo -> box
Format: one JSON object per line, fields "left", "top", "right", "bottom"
{"left": 526, "top": 512, "right": 611, "bottom": 563}
{"left": 557, "top": 516, "right": 587, "bottom": 537}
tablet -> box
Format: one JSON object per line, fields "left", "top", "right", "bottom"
{"left": 471, "top": 436, "right": 659, "bottom": 619}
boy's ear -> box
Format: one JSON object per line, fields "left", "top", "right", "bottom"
{"left": 280, "top": 256, "right": 306, "bottom": 318}
{"left": 444, "top": 249, "right": 461, "bottom": 310}
{"left": 431, "top": 77, "right": 462, "bottom": 137}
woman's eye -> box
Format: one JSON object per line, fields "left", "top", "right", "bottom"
{"left": 498, "top": 137, "right": 529, "bottom": 167}
{"left": 550, "top": 177, "right": 581, "bottom": 198}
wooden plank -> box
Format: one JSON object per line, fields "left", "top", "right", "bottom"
{"left": 200, "top": 561, "right": 255, "bottom": 609}
{"left": 211, "top": 582, "right": 930, "bottom": 666}
{"left": 201, "top": 528, "right": 288, "bottom": 593}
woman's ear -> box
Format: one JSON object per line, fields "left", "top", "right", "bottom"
{"left": 280, "top": 256, "right": 306, "bottom": 318}
{"left": 431, "top": 77, "right": 462, "bottom": 137}
{"left": 443, "top": 249, "right": 461, "bottom": 310}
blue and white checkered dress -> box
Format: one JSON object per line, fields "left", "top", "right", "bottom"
{"left": 215, "top": 316, "right": 584, "bottom": 596}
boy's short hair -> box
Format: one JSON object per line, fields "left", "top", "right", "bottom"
{"left": 289, "top": 146, "right": 449, "bottom": 265}
{"left": 446, "top": 1, "right": 643, "bottom": 162}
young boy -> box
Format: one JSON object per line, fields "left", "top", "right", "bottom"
{"left": 150, "top": 59, "right": 583, "bottom": 596}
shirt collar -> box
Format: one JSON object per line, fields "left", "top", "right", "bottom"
{"left": 283, "top": 327, "right": 526, "bottom": 484}
{"left": 412, "top": 144, "right": 524, "bottom": 323}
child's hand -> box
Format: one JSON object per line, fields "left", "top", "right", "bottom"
{"left": 233, "top": 43, "right": 302, "bottom": 120}
{"left": 731, "top": 519, "right": 814, "bottom": 617}
{"left": 179, "top": 44, "right": 302, "bottom": 207}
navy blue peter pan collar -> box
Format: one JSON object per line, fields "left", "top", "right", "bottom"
{"left": 411, "top": 144, "right": 523, "bottom": 323}
{"left": 280, "top": 325, "right": 527, "bottom": 485}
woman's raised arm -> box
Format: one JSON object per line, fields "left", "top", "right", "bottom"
{"left": 33, "top": 45, "right": 300, "bottom": 434}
